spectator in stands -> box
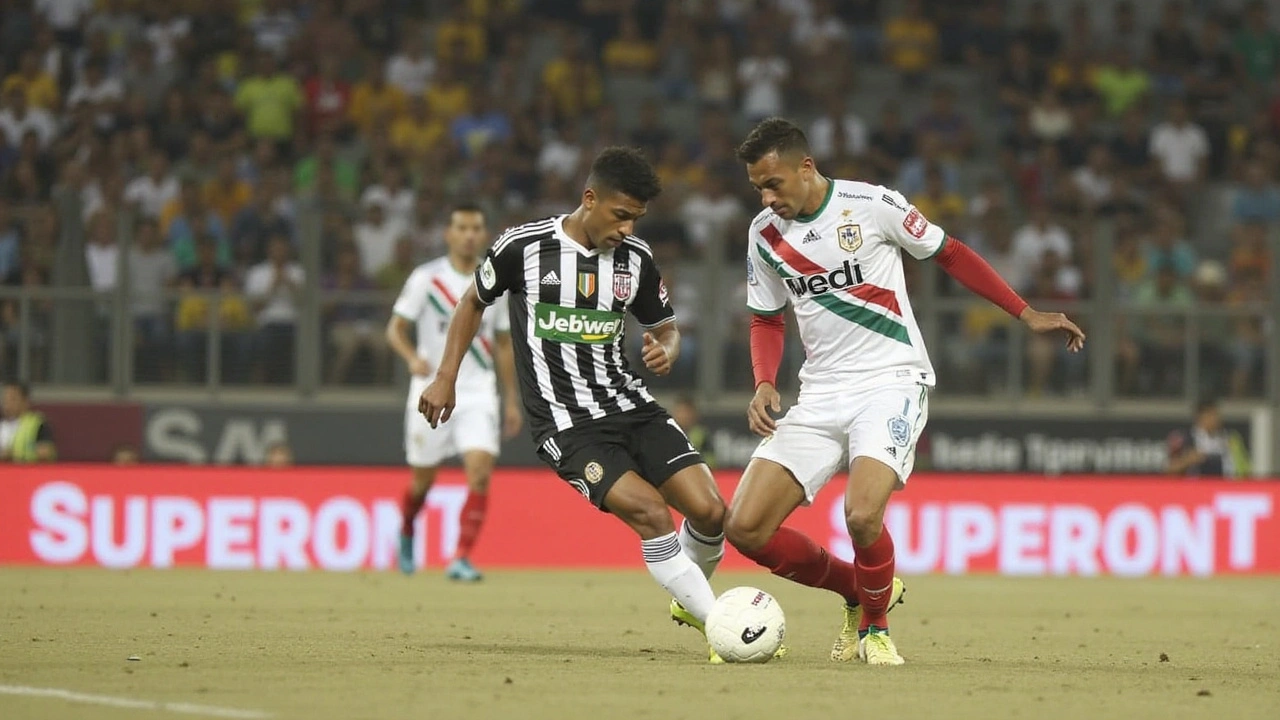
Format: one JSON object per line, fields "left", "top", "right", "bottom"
{"left": 680, "top": 171, "right": 744, "bottom": 256}
{"left": 385, "top": 30, "right": 434, "bottom": 97}
{"left": 264, "top": 441, "right": 294, "bottom": 467}
{"left": 1167, "top": 398, "right": 1248, "bottom": 477}
{"left": 808, "top": 95, "right": 868, "bottom": 163}
{"left": 1109, "top": 108, "right": 1154, "bottom": 186}
{"left": 603, "top": 13, "right": 658, "bottom": 77}
{"left": 128, "top": 218, "right": 177, "bottom": 381}
{"left": 737, "top": 35, "right": 789, "bottom": 123}
{"left": 390, "top": 94, "right": 445, "bottom": 162}
{"left": 911, "top": 165, "right": 965, "bottom": 231}
{"left": 541, "top": 38, "right": 601, "bottom": 124}
{"left": 123, "top": 149, "right": 178, "bottom": 220}
{"left": 963, "top": 0, "right": 1010, "bottom": 71}
{"left": 303, "top": 55, "right": 352, "bottom": 140}
{"left": 203, "top": 156, "right": 252, "bottom": 226}
{"left": 1133, "top": 263, "right": 1195, "bottom": 395}
{"left": 1011, "top": 203, "right": 1072, "bottom": 293}
{"left": 1094, "top": 45, "right": 1150, "bottom": 118}
{"left": 451, "top": 91, "right": 512, "bottom": 160}
{"left": 1072, "top": 144, "right": 1116, "bottom": 213}
{"left": 1150, "top": 99, "right": 1208, "bottom": 195}
{"left": 672, "top": 393, "right": 714, "bottom": 468}
{"left": 0, "top": 199, "right": 18, "bottom": 282}
{"left": 234, "top": 52, "right": 303, "bottom": 151}
{"left": 915, "top": 86, "right": 974, "bottom": 158}
{"left": 1143, "top": 205, "right": 1197, "bottom": 280}
{"left": 163, "top": 179, "right": 230, "bottom": 271}
{"left": 112, "top": 443, "right": 140, "bottom": 465}
{"left": 0, "top": 380, "right": 55, "bottom": 463}
{"left": 1233, "top": 0, "right": 1280, "bottom": 87}
{"left": 2, "top": 51, "right": 59, "bottom": 111}
{"left": 0, "top": 86, "right": 57, "bottom": 150}
{"left": 883, "top": 0, "right": 938, "bottom": 88}
{"left": 121, "top": 40, "right": 176, "bottom": 115}
{"left": 996, "top": 40, "right": 1045, "bottom": 118}
{"left": 1029, "top": 88, "right": 1072, "bottom": 143}
{"left": 323, "top": 245, "right": 386, "bottom": 384}
{"left": 174, "top": 236, "right": 251, "bottom": 382}
{"left": 353, "top": 199, "right": 405, "bottom": 278}
{"left": 349, "top": 61, "right": 405, "bottom": 138}
{"left": 1150, "top": 0, "right": 1197, "bottom": 97}
{"left": 896, "top": 131, "right": 959, "bottom": 199}
{"left": 694, "top": 32, "right": 736, "bottom": 111}
{"left": 67, "top": 57, "right": 123, "bottom": 132}
{"left": 1231, "top": 161, "right": 1280, "bottom": 223}
{"left": 375, "top": 236, "right": 418, "bottom": 295}
{"left": 244, "top": 235, "right": 303, "bottom": 384}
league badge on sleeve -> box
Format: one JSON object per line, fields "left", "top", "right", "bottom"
{"left": 479, "top": 257, "right": 496, "bottom": 289}
{"left": 837, "top": 224, "right": 863, "bottom": 253}
{"left": 746, "top": 255, "right": 758, "bottom": 285}
{"left": 903, "top": 209, "right": 929, "bottom": 239}
{"left": 658, "top": 279, "right": 670, "bottom": 306}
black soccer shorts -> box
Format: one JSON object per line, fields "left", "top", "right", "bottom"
{"left": 534, "top": 404, "right": 706, "bottom": 511}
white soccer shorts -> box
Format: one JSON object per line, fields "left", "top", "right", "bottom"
{"left": 751, "top": 383, "right": 929, "bottom": 503}
{"left": 404, "top": 377, "right": 501, "bottom": 467}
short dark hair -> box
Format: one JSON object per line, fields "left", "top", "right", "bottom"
{"left": 586, "top": 147, "right": 662, "bottom": 202}
{"left": 1196, "top": 397, "right": 1219, "bottom": 415}
{"left": 736, "top": 117, "right": 810, "bottom": 164}
{"left": 450, "top": 203, "right": 485, "bottom": 218}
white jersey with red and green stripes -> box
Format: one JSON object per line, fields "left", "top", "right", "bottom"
{"left": 746, "top": 179, "right": 946, "bottom": 394}
{"left": 393, "top": 256, "right": 510, "bottom": 392}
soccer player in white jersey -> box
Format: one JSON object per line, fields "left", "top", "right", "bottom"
{"left": 386, "top": 204, "right": 522, "bottom": 582}
{"left": 725, "top": 118, "right": 1086, "bottom": 665}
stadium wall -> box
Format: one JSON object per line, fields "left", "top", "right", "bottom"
{"left": 3, "top": 466, "right": 1276, "bottom": 577}
{"left": 35, "top": 401, "right": 1269, "bottom": 475}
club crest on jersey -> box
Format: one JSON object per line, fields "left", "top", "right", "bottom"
{"left": 612, "top": 272, "right": 633, "bottom": 300}
{"left": 837, "top": 224, "right": 863, "bottom": 253}
{"left": 577, "top": 272, "right": 596, "bottom": 297}
{"left": 585, "top": 461, "right": 604, "bottom": 484}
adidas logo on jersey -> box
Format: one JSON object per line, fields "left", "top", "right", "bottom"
{"left": 783, "top": 260, "right": 865, "bottom": 297}
{"left": 541, "top": 271, "right": 561, "bottom": 286}
{"left": 802, "top": 229, "right": 821, "bottom": 244}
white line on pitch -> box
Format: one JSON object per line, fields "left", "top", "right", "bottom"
{"left": 0, "top": 685, "right": 274, "bottom": 719}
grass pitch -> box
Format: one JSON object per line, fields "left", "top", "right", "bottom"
{"left": 2, "top": 569, "right": 1278, "bottom": 720}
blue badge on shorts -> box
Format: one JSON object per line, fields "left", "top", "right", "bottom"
{"left": 887, "top": 416, "right": 910, "bottom": 447}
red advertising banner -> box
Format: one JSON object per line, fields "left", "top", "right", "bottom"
{"left": 1, "top": 466, "right": 1276, "bottom": 575}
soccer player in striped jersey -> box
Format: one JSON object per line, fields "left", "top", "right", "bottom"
{"left": 726, "top": 118, "right": 1086, "bottom": 665}
{"left": 387, "top": 204, "right": 523, "bottom": 582}
{"left": 419, "top": 148, "right": 742, "bottom": 662}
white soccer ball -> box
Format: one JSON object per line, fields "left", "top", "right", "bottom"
{"left": 705, "top": 586, "right": 786, "bottom": 663}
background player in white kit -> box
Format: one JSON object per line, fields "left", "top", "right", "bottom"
{"left": 386, "top": 204, "right": 522, "bottom": 581}
{"left": 724, "top": 119, "right": 1086, "bottom": 665}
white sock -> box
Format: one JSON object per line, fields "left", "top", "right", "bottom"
{"left": 679, "top": 519, "right": 725, "bottom": 580}
{"left": 643, "top": 532, "right": 717, "bottom": 624}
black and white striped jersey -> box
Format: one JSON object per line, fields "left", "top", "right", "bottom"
{"left": 474, "top": 214, "right": 675, "bottom": 445}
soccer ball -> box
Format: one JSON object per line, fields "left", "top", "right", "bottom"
{"left": 705, "top": 586, "right": 786, "bottom": 663}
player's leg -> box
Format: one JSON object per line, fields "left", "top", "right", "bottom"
{"left": 398, "top": 465, "right": 438, "bottom": 575}
{"left": 843, "top": 384, "right": 929, "bottom": 666}
{"left": 724, "top": 408, "right": 862, "bottom": 606}
{"left": 445, "top": 401, "right": 501, "bottom": 581}
{"left": 446, "top": 449, "right": 494, "bottom": 582}
{"left": 601, "top": 472, "right": 717, "bottom": 628}
{"left": 637, "top": 413, "right": 725, "bottom": 578}
{"left": 399, "top": 383, "right": 452, "bottom": 576}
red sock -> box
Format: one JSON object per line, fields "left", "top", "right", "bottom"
{"left": 853, "top": 526, "right": 896, "bottom": 632}
{"left": 738, "top": 526, "right": 859, "bottom": 606}
{"left": 400, "top": 488, "right": 426, "bottom": 537}
{"left": 454, "top": 491, "right": 488, "bottom": 559}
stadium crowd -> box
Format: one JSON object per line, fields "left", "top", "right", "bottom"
{"left": 0, "top": 0, "right": 1274, "bottom": 399}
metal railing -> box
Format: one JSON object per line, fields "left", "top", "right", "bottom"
{"left": 4, "top": 197, "right": 1278, "bottom": 450}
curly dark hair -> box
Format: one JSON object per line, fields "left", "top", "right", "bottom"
{"left": 586, "top": 146, "right": 662, "bottom": 202}
{"left": 735, "top": 117, "right": 810, "bottom": 164}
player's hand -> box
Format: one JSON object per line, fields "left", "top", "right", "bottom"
{"left": 642, "top": 332, "right": 671, "bottom": 376}
{"left": 1020, "top": 308, "right": 1086, "bottom": 352}
{"left": 502, "top": 398, "right": 523, "bottom": 439}
{"left": 418, "top": 379, "right": 456, "bottom": 428}
{"left": 748, "top": 382, "right": 782, "bottom": 437}
{"left": 408, "top": 357, "right": 431, "bottom": 377}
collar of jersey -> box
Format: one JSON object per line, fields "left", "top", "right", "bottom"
{"left": 794, "top": 176, "right": 834, "bottom": 224}
{"left": 554, "top": 214, "right": 601, "bottom": 256}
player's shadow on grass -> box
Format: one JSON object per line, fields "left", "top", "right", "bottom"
{"left": 421, "top": 641, "right": 685, "bottom": 660}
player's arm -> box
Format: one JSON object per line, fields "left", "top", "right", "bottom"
{"left": 421, "top": 245, "right": 516, "bottom": 426}
{"left": 630, "top": 253, "right": 679, "bottom": 376}
{"left": 494, "top": 329, "right": 523, "bottom": 438}
{"left": 387, "top": 268, "right": 431, "bottom": 377}
{"left": 878, "top": 190, "right": 1085, "bottom": 351}
{"left": 386, "top": 315, "right": 429, "bottom": 377}
{"left": 419, "top": 285, "right": 486, "bottom": 427}
{"left": 744, "top": 241, "right": 789, "bottom": 437}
